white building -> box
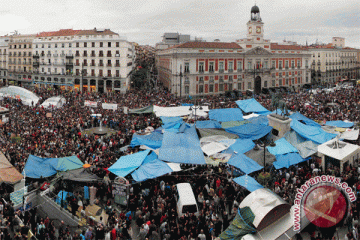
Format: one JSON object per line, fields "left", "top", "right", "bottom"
{"left": 32, "top": 28, "right": 135, "bottom": 92}
{"left": 0, "top": 36, "right": 9, "bottom": 84}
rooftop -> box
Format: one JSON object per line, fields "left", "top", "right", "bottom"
{"left": 270, "top": 43, "right": 306, "bottom": 51}
{"left": 172, "top": 41, "right": 242, "bottom": 49}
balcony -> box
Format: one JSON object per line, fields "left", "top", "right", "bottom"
{"left": 279, "top": 67, "right": 282, "bottom": 70}
{"left": 83, "top": 54, "right": 88, "bottom": 57}
{"left": 83, "top": 63, "right": 88, "bottom": 66}
{"left": 115, "top": 54, "right": 120, "bottom": 57}
{"left": 33, "top": 62, "right": 39, "bottom": 67}
{"left": 66, "top": 54, "right": 73, "bottom": 58}
{"left": 291, "top": 66, "right": 295, "bottom": 69}
{"left": 91, "top": 54, "right": 96, "bottom": 57}
{"left": 99, "top": 63, "right": 104, "bottom": 67}
{"left": 107, "top": 63, "right": 112, "bottom": 67}
{"left": 285, "top": 66, "right": 289, "bottom": 70}
{"left": 47, "top": 54, "right": 51, "bottom": 57}
{"left": 219, "top": 69, "right": 224, "bottom": 73}
{"left": 228, "top": 69, "right": 233, "bottom": 73}
{"left": 33, "top": 54, "right": 40, "bottom": 58}
{"left": 90, "top": 63, "right": 96, "bottom": 67}
{"left": 199, "top": 69, "right": 204, "bottom": 73}
{"left": 107, "top": 54, "right": 112, "bottom": 57}
{"left": 209, "top": 69, "right": 214, "bottom": 73}
{"left": 75, "top": 63, "right": 80, "bottom": 66}
{"left": 237, "top": 69, "right": 242, "bottom": 72}
{"left": 60, "top": 54, "right": 65, "bottom": 57}
{"left": 99, "top": 54, "right": 104, "bottom": 57}
{"left": 75, "top": 53, "right": 80, "bottom": 57}
{"left": 53, "top": 54, "right": 58, "bottom": 57}
{"left": 66, "top": 62, "right": 73, "bottom": 67}
{"left": 115, "top": 64, "right": 120, "bottom": 67}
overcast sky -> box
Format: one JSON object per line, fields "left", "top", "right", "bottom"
{"left": 0, "top": 0, "right": 359, "bottom": 48}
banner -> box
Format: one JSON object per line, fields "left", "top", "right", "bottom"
{"left": 102, "top": 103, "right": 118, "bottom": 110}
{"left": 84, "top": 100, "right": 98, "bottom": 108}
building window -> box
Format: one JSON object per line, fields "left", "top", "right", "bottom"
{"left": 248, "top": 61, "right": 252, "bottom": 69}
{"left": 305, "top": 60, "right": 308, "bottom": 68}
{"left": 219, "top": 83, "right": 224, "bottom": 92}
{"left": 247, "top": 82, "right": 251, "bottom": 89}
{"left": 297, "top": 60, "right": 301, "bottom": 68}
{"left": 184, "top": 62, "right": 190, "bottom": 73}
{"left": 237, "top": 61, "right": 242, "bottom": 71}
{"left": 197, "top": 84, "right": 203, "bottom": 94}
{"left": 285, "top": 60, "right": 289, "bottom": 69}
{"left": 229, "top": 83, "right": 233, "bottom": 90}
{"left": 238, "top": 82, "right": 242, "bottom": 90}
{"left": 272, "top": 80, "right": 275, "bottom": 87}
{"left": 76, "top": 42, "right": 79, "bottom": 47}
{"left": 84, "top": 42, "right": 87, "bottom": 47}
{"left": 62, "top": 43, "right": 65, "bottom": 48}
{"left": 116, "top": 42, "right": 119, "bottom": 47}
{"left": 264, "top": 81, "right": 267, "bottom": 87}
{"left": 292, "top": 78, "right": 295, "bottom": 84}
{"left": 209, "top": 62, "right": 214, "bottom": 72}
{"left": 238, "top": 75, "right": 242, "bottom": 81}
{"left": 286, "top": 79, "right": 289, "bottom": 85}
{"left": 279, "top": 79, "right": 282, "bottom": 86}
{"left": 199, "top": 77, "right": 204, "bottom": 84}
{"left": 100, "top": 42, "right": 103, "bottom": 47}
{"left": 209, "top": 84, "right": 214, "bottom": 92}
{"left": 228, "top": 62, "right": 233, "bottom": 71}
{"left": 209, "top": 76, "right": 214, "bottom": 83}
{"left": 279, "top": 61, "right": 283, "bottom": 69}
{"left": 306, "top": 77, "right": 309, "bottom": 82}
{"left": 108, "top": 42, "right": 111, "bottom": 47}
{"left": 264, "top": 61, "right": 268, "bottom": 69}
{"left": 185, "top": 86, "right": 189, "bottom": 94}
{"left": 199, "top": 62, "right": 204, "bottom": 73}
{"left": 219, "top": 62, "right": 224, "bottom": 72}
{"left": 229, "top": 75, "right": 233, "bottom": 82}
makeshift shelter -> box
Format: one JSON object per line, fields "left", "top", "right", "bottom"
{"left": 233, "top": 175, "right": 264, "bottom": 192}
{"left": 195, "top": 120, "right": 222, "bottom": 129}
{"left": 284, "top": 130, "right": 319, "bottom": 159}
{"left": 128, "top": 105, "right": 153, "bottom": 114}
{"left": 239, "top": 188, "right": 291, "bottom": 231}
{"left": 273, "top": 153, "right": 306, "bottom": 169}
{"left": 245, "top": 148, "right": 276, "bottom": 167}
{"left": 0, "top": 152, "right": 23, "bottom": 184}
{"left": 221, "top": 120, "right": 248, "bottom": 129}
{"left": 209, "top": 108, "right": 243, "bottom": 122}
{"left": 289, "top": 112, "right": 321, "bottom": 127}
{"left": 160, "top": 116, "right": 183, "bottom": 124}
{"left": 229, "top": 154, "right": 263, "bottom": 174}
{"left": 130, "top": 131, "right": 163, "bottom": 149}
{"left": 40, "top": 96, "right": 66, "bottom": 109}
{"left": 267, "top": 138, "right": 298, "bottom": 156}
{"left": 58, "top": 168, "right": 101, "bottom": 182}
{"left": 108, "top": 149, "right": 152, "bottom": 177}
{"left": 247, "top": 115, "right": 269, "bottom": 126}
{"left": 317, "top": 138, "right": 360, "bottom": 172}
{"left": 200, "top": 135, "right": 235, "bottom": 156}
{"left": 341, "top": 129, "right": 359, "bottom": 141}
{"left": 131, "top": 159, "right": 173, "bottom": 182}
{"left": 235, "top": 98, "right": 271, "bottom": 115}
{"left": 325, "top": 120, "right": 354, "bottom": 128}
{"left": 219, "top": 207, "right": 257, "bottom": 240}
{"left": 23, "top": 155, "right": 83, "bottom": 178}
{"left": 229, "top": 139, "right": 255, "bottom": 154}
{"left": 291, "top": 120, "right": 336, "bottom": 144}
{"left": 153, "top": 105, "right": 208, "bottom": 117}
{"left": 0, "top": 86, "right": 40, "bottom": 106}
{"left": 226, "top": 123, "right": 273, "bottom": 140}
{"left": 85, "top": 205, "right": 109, "bottom": 225}
{"left": 198, "top": 128, "right": 239, "bottom": 139}
{"left": 159, "top": 125, "right": 206, "bottom": 164}
{"left": 243, "top": 113, "right": 259, "bottom": 120}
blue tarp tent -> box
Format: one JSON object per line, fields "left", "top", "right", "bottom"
{"left": 195, "top": 120, "right": 222, "bottom": 129}
{"left": 226, "top": 123, "right": 273, "bottom": 140}
{"left": 273, "top": 152, "right": 306, "bottom": 169}
{"left": 325, "top": 120, "right": 354, "bottom": 128}
{"left": 235, "top": 98, "right": 270, "bottom": 114}
{"left": 267, "top": 138, "right": 298, "bottom": 156}
{"left": 160, "top": 116, "right": 183, "bottom": 124}
{"left": 159, "top": 125, "right": 206, "bottom": 164}
{"left": 181, "top": 103, "right": 194, "bottom": 106}
{"left": 247, "top": 115, "right": 269, "bottom": 126}
{"left": 233, "top": 175, "right": 264, "bottom": 192}
{"left": 228, "top": 153, "right": 263, "bottom": 174}
{"left": 130, "top": 131, "right": 163, "bottom": 149}
{"left": 23, "top": 155, "right": 83, "bottom": 178}
{"left": 289, "top": 112, "right": 321, "bottom": 127}
{"left": 291, "top": 120, "right": 336, "bottom": 144}
{"left": 55, "top": 190, "right": 72, "bottom": 209}
{"left": 209, "top": 108, "right": 244, "bottom": 122}
{"left": 131, "top": 159, "right": 173, "bottom": 182}
{"left": 229, "top": 139, "right": 255, "bottom": 154}
{"left": 108, "top": 149, "right": 151, "bottom": 177}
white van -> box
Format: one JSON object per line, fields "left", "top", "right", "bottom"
{"left": 174, "top": 183, "right": 199, "bottom": 218}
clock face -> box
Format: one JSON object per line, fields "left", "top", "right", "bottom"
{"left": 249, "top": 27, "right": 252, "bottom": 34}
{"left": 256, "top": 26, "right": 261, "bottom": 33}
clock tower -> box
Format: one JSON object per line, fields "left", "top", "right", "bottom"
{"left": 246, "top": 5, "right": 264, "bottom": 40}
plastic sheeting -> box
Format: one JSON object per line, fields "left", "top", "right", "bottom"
{"left": 245, "top": 148, "right": 276, "bottom": 167}
{"left": 229, "top": 139, "right": 255, "bottom": 154}
{"left": 341, "top": 129, "right": 359, "bottom": 141}
{"left": 291, "top": 120, "right": 336, "bottom": 144}
{"left": 284, "top": 131, "right": 319, "bottom": 159}
{"left": 0, "top": 152, "right": 23, "bottom": 184}
{"left": 159, "top": 125, "right": 206, "bottom": 164}
{"left": 108, "top": 149, "right": 151, "bottom": 177}
{"left": 228, "top": 154, "right": 263, "bottom": 174}
{"left": 247, "top": 115, "right": 269, "bottom": 126}
{"left": 236, "top": 98, "right": 270, "bottom": 114}
{"left": 197, "top": 128, "right": 239, "bottom": 139}
{"left": 219, "top": 206, "right": 257, "bottom": 240}
{"left": 130, "top": 132, "right": 163, "bottom": 149}
{"left": 41, "top": 96, "right": 66, "bottom": 109}
{"left": 200, "top": 135, "right": 235, "bottom": 156}
{"left": 195, "top": 120, "right": 222, "bottom": 129}
{"left": 58, "top": 168, "right": 101, "bottom": 182}
{"left": 221, "top": 120, "right": 249, "bottom": 129}
{"left": 23, "top": 155, "right": 83, "bottom": 178}
{"left": 226, "top": 124, "right": 273, "bottom": 140}
{"left": 273, "top": 153, "right": 306, "bottom": 169}
{"left": 160, "top": 116, "right": 183, "bottom": 124}
{"left": 325, "top": 120, "right": 354, "bottom": 128}
{"left": 153, "top": 105, "right": 208, "bottom": 117}
{"left": 266, "top": 138, "right": 298, "bottom": 156}
{"left": 209, "top": 108, "right": 244, "bottom": 122}
{"left": 0, "top": 86, "right": 40, "bottom": 106}
{"left": 128, "top": 105, "right": 153, "bottom": 114}
{"left": 289, "top": 112, "right": 321, "bottom": 127}
{"left": 233, "top": 175, "right": 264, "bottom": 192}
{"left": 131, "top": 159, "right": 173, "bottom": 182}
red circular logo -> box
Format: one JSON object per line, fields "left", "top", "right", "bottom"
{"left": 303, "top": 184, "right": 347, "bottom": 228}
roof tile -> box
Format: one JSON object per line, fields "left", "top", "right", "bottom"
{"left": 174, "top": 42, "right": 242, "bottom": 49}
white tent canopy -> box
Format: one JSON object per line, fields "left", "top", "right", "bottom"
{"left": 41, "top": 96, "right": 66, "bottom": 109}
{"left": 0, "top": 86, "right": 39, "bottom": 106}
{"left": 153, "top": 105, "right": 209, "bottom": 117}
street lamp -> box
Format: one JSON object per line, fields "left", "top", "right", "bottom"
{"left": 254, "top": 139, "right": 276, "bottom": 172}
{"left": 189, "top": 97, "right": 203, "bottom": 126}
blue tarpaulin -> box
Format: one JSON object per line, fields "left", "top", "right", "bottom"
{"left": 160, "top": 116, "right": 183, "bottom": 124}
{"left": 247, "top": 115, "right": 269, "bottom": 126}
{"left": 195, "top": 120, "right": 222, "bottom": 129}
{"left": 291, "top": 120, "right": 336, "bottom": 144}
{"left": 233, "top": 175, "right": 264, "bottom": 192}
{"left": 131, "top": 159, "right": 173, "bottom": 182}
{"left": 130, "top": 131, "right": 163, "bottom": 149}
{"left": 108, "top": 149, "right": 151, "bottom": 177}
{"left": 181, "top": 103, "right": 194, "bottom": 106}
{"left": 273, "top": 152, "right": 306, "bottom": 169}
{"left": 228, "top": 153, "right": 263, "bottom": 174}
{"left": 23, "top": 155, "right": 83, "bottom": 178}
{"left": 229, "top": 139, "right": 255, "bottom": 154}
{"left": 289, "top": 112, "right": 321, "bottom": 127}
{"left": 159, "top": 125, "right": 206, "bottom": 164}
{"left": 235, "top": 98, "right": 270, "bottom": 114}
{"left": 209, "top": 108, "right": 244, "bottom": 122}
{"left": 325, "top": 120, "right": 354, "bottom": 128}
{"left": 226, "top": 124, "right": 273, "bottom": 140}
{"left": 267, "top": 138, "right": 298, "bottom": 156}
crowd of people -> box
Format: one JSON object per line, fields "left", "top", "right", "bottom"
{"left": 0, "top": 80, "right": 358, "bottom": 239}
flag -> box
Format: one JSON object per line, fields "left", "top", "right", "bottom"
{"left": 27, "top": 229, "right": 35, "bottom": 240}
